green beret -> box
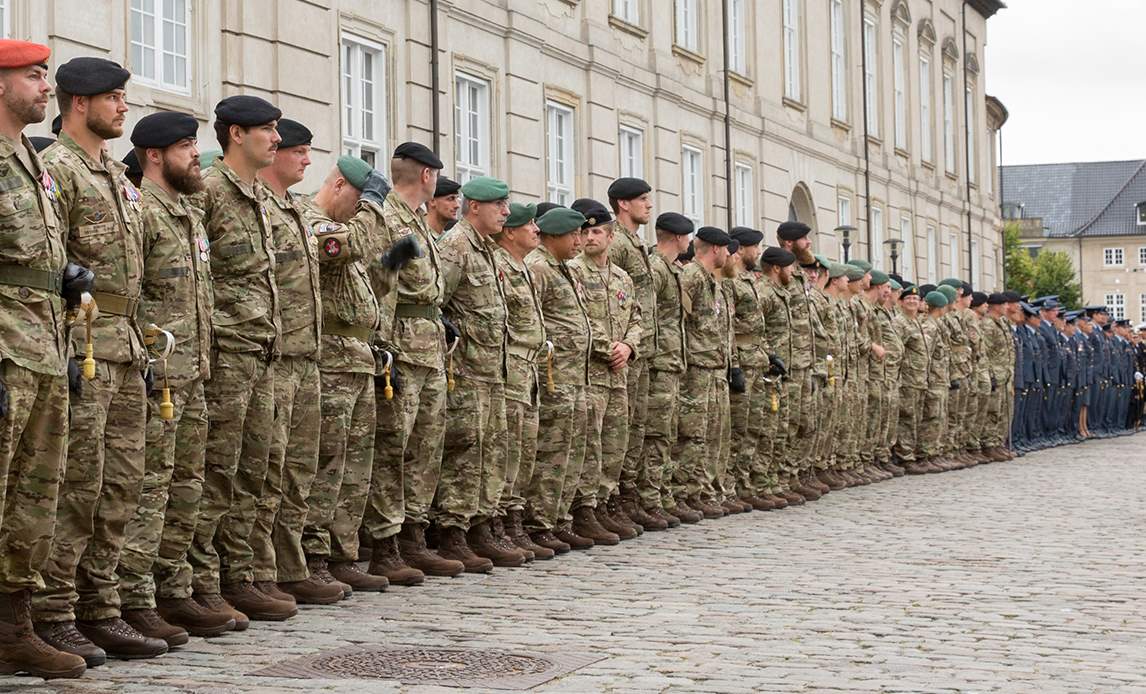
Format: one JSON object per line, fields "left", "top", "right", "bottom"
{"left": 813, "top": 253, "right": 831, "bottom": 269}
{"left": 847, "top": 259, "right": 873, "bottom": 273}
{"left": 925, "top": 291, "right": 949, "bottom": 308}
{"left": 504, "top": 202, "right": 537, "bottom": 229}
{"left": 937, "top": 284, "right": 958, "bottom": 302}
{"left": 845, "top": 266, "right": 866, "bottom": 282}
{"left": 939, "top": 277, "right": 963, "bottom": 289}
{"left": 460, "top": 176, "right": 509, "bottom": 202}
{"left": 337, "top": 155, "right": 372, "bottom": 190}
{"left": 199, "top": 149, "right": 222, "bottom": 168}
{"left": 828, "top": 262, "right": 848, "bottom": 279}
{"left": 537, "top": 208, "right": 586, "bottom": 236}
{"left": 869, "top": 270, "right": 889, "bottom": 286}
{"left": 889, "top": 279, "right": 902, "bottom": 291}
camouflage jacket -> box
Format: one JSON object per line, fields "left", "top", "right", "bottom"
{"left": 263, "top": 185, "right": 321, "bottom": 359}
{"left": 876, "top": 305, "right": 904, "bottom": 382}
{"left": 138, "top": 178, "right": 213, "bottom": 386}
{"left": 648, "top": 248, "right": 686, "bottom": 373}
{"left": 569, "top": 253, "right": 641, "bottom": 389}
{"left": 724, "top": 271, "right": 769, "bottom": 369}
{"left": 831, "top": 294, "right": 858, "bottom": 382}
{"left": 922, "top": 313, "right": 949, "bottom": 388}
{"left": 46, "top": 133, "right": 145, "bottom": 366}
{"left": 850, "top": 294, "right": 875, "bottom": 360}
{"left": 896, "top": 312, "right": 929, "bottom": 390}
{"left": 0, "top": 134, "right": 68, "bottom": 376}
{"left": 807, "top": 285, "right": 832, "bottom": 379}
{"left": 759, "top": 278, "right": 794, "bottom": 369}
{"left": 195, "top": 160, "right": 281, "bottom": 356}
{"left": 526, "top": 244, "right": 591, "bottom": 386}
{"left": 944, "top": 309, "right": 972, "bottom": 380}
{"left": 680, "top": 262, "right": 732, "bottom": 370}
{"left": 981, "top": 313, "right": 1015, "bottom": 386}
{"left": 785, "top": 266, "right": 815, "bottom": 371}
{"left": 440, "top": 219, "right": 508, "bottom": 384}
{"left": 607, "top": 221, "right": 655, "bottom": 360}
{"left": 494, "top": 244, "right": 546, "bottom": 404}
{"left": 812, "top": 287, "right": 843, "bottom": 379}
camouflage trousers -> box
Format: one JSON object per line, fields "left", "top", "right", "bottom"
{"left": 189, "top": 350, "right": 274, "bottom": 595}
{"left": 864, "top": 361, "right": 886, "bottom": 465}
{"left": 920, "top": 381, "right": 950, "bottom": 458}
{"left": 303, "top": 371, "right": 375, "bottom": 564}
{"left": 709, "top": 378, "right": 731, "bottom": 500}
{"left": 779, "top": 367, "right": 813, "bottom": 477}
{"left": 118, "top": 379, "right": 207, "bottom": 609}
{"left": 811, "top": 373, "right": 838, "bottom": 471}
{"left": 0, "top": 362, "right": 67, "bottom": 594}
{"left": 944, "top": 381, "right": 968, "bottom": 452}
{"left": 879, "top": 367, "right": 901, "bottom": 463}
{"left": 967, "top": 385, "right": 991, "bottom": 450}
{"left": 618, "top": 357, "right": 649, "bottom": 501}
{"left": 751, "top": 378, "right": 783, "bottom": 494}
{"left": 252, "top": 356, "right": 320, "bottom": 583}
{"left": 363, "top": 361, "right": 445, "bottom": 541}
{"left": 640, "top": 369, "right": 680, "bottom": 511}
{"left": 983, "top": 379, "right": 1012, "bottom": 448}
{"left": 893, "top": 385, "right": 925, "bottom": 462}
{"left": 843, "top": 360, "right": 868, "bottom": 470}
{"left": 574, "top": 382, "right": 628, "bottom": 511}
{"left": 729, "top": 366, "right": 767, "bottom": 498}
{"left": 523, "top": 384, "right": 586, "bottom": 533}
{"left": 35, "top": 360, "right": 146, "bottom": 622}
{"left": 672, "top": 366, "right": 722, "bottom": 503}
{"left": 433, "top": 377, "right": 507, "bottom": 530}
{"left": 500, "top": 392, "right": 539, "bottom": 514}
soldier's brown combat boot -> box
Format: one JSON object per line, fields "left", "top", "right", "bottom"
{"left": 609, "top": 496, "right": 644, "bottom": 536}
{"left": 779, "top": 489, "right": 806, "bottom": 506}
{"left": 507, "top": 510, "right": 555, "bottom": 560}
{"left": 573, "top": 506, "right": 620, "bottom": 545}
{"left": 328, "top": 562, "right": 389, "bottom": 592}
{"left": 529, "top": 529, "right": 571, "bottom": 554}
{"left": 121, "top": 609, "right": 189, "bottom": 648}
{"left": 194, "top": 593, "right": 248, "bottom": 632}
{"left": 1, "top": 592, "right": 87, "bottom": 679}
{"left": 743, "top": 495, "right": 773, "bottom": 511}
{"left": 805, "top": 475, "right": 831, "bottom": 494}
{"left": 697, "top": 499, "right": 725, "bottom": 519}
{"left": 75, "top": 618, "right": 168, "bottom": 660}
{"left": 554, "top": 523, "right": 594, "bottom": 551}
{"left": 467, "top": 521, "right": 526, "bottom": 567}
{"left": 720, "top": 499, "right": 743, "bottom": 515}
{"left": 278, "top": 575, "right": 348, "bottom": 604}
{"left": 438, "top": 526, "right": 495, "bottom": 572}
{"left": 307, "top": 557, "right": 352, "bottom": 598}
{"left": 595, "top": 505, "right": 637, "bottom": 540}
{"left": 669, "top": 503, "right": 702, "bottom": 524}
{"left": 370, "top": 535, "right": 429, "bottom": 584}
{"left": 651, "top": 507, "right": 681, "bottom": 527}
{"left": 221, "top": 582, "right": 297, "bottom": 621}
{"left": 763, "top": 493, "right": 789, "bottom": 509}
{"left": 492, "top": 517, "right": 532, "bottom": 562}
{"left": 34, "top": 621, "right": 105, "bottom": 668}
{"left": 253, "top": 581, "right": 297, "bottom": 605}
{"left": 792, "top": 480, "right": 821, "bottom": 501}
{"left": 625, "top": 497, "right": 668, "bottom": 529}
{"left": 397, "top": 523, "right": 463, "bottom": 578}
{"left": 156, "top": 597, "right": 235, "bottom": 638}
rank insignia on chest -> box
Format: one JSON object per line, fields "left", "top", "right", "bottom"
{"left": 40, "top": 171, "right": 58, "bottom": 201}
{"left": 323, "top": 237, "right": 342, "bottom": 257}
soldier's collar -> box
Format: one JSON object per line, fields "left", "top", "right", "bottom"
{"left": 140, "top": 176, "right": 189, "bottom": 217}
{"left": 212, "top": 159, "right": 260, "bottom": 200}
{"left": 58, "top": 131, "right": 124, "bottom": 177}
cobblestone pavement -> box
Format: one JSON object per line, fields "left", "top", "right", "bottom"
{"left": 7, "top": 433, "right": 1146, "bottom": 693}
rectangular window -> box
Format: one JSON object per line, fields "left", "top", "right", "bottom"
{"left": 943, "top": 72, "right": 956, "bottom": 174}
{"left": 950, "top": 230, "right": 961, "bottom": 276}
{"left": 920, "top": 55, "right": 933, "bottom": 162}
{"left": 1104, "top": 247, "right": 1125, "bottom": 267}
{"left": 927, "top": 224, "right": 938, "bottom": 281}
{"left": 454, "top": 73, "right": 490, "bottom": 185}
{"left": 1106, "top": 293, "right": 1125, "bottom": 321}
{"left": 971, "top": 238, "right": 980, "bottom": 286}
{"left": 1140, "top": 294, "right": 1146, "bottom": 324}
{"left": 1138, "top": 247, "right": 1146, "bottom": 265}
{"left": 871, "top": 205, "right": 883, "bottom": 262}
{"left": 1138, "top": 206, "right": 1146, "bottom": 226}
{"left": 783, "top": 0, "right": 801, "bottom": 101}
{"left": 546, "top": 102, "right": 576, "bottom": 205}
{"left": 965, "top": 86, "right": 976, "bottom": 184}
{"left": 618, "top": 126, "right": 644, "bottom": 179}
{"left": 863, "top": 15, "right": 878, "bottom": 137}
{"left": 682, "top": 145, "right": 704, "bottom": 227}
{"left": 612, "top": 0, "right": 639, "bottom": 24}
{"left": 899, "top": 214, "right": 913, "bottom": 278}
{"left": 341, "top": 35, "right": 387, "bottom": 167}
{"left": 0, "top": 0, "right": 10, "bottom": 38}
{"left": 734, "top": 163, "right": 753, "bottom": 227}
{"left": 830, "top": 0, "right": 847, "bottom": 121}
{"left": 987, "top": 129, "right": 996, "bottom": 195}
{"left": 675, "top": 0, "right": 699, "bottom": 51}
{"left": 729, "top": 0, "right": 748, "bottom": 74}
{"left": 838, "top": 194, "right": 851, "bottom": 228}
{"left": 892, "top": 35, "right": 907, "bottom": 149}
{"left": 130, "top": 0, "right": 190, "bottom": 92}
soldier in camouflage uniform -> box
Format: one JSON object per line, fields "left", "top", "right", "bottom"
{"left": 0, "top": 39, "right": 90, "bottom": 679}
{"left": 34, "top": 58, "right": 168, "bottom": 662}
{"left": 966, "top": 292, "right": 993, "bottom": 460}
{"left": 938, "top": 279, "right": 973, "bottom": 463}
{"left": 758, "top": 247, "right": 803, "bottom": 503}
{"left": 568, "top": 200, "right": 642, "bottom": 545}
{"left": 490, "top": 203, "right": 552, "bottom": 560}
{"left": 877, "top": 278, "right": 905, "bottom": 475}
{"left": 807, "top": 257, "right": 846, "bottom": 491}
{"left": 435, "top": 176, "right": 519, "bottom": 569}
{"left": 116, "top": 113, "right": 234, "bottom": 643}
{"left": 913, "top": 290, "right": 951, "bottom": 473}
{"left": 892, "top": 285, "right": 928, "bottom": 470}
{"left": 425, "top": 176, "right": 460, "bottom": 238}
{"left": 981, "top": 293, "right": 1017, "bottom": 460}
{"left": 823, "top": 263, "right": 856, "bottom": 487}
{"left": 864, "top": 271, "right": 895, "bottom": 480}
{"left": 839, "top": 265, "right": 869, "bottom": 485}
{"left": 523, "top": 207, "right": 592, "bottom": 553}
{"left": 802, "top": 256, "right": 838, "bottom": 490}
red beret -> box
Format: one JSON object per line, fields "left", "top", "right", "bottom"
{"left": 0, "top": 40, "right": 50, "bottom": 69}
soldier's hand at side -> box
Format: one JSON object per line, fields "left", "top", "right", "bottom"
{"left": 67, "top": 358, "right": 84, "bottom": 397}
{"left": 768, "top": 353, "right": 787, "bottom": 378}
{"left": 389, "top": 360, "right": 402, "bottom": 395}
{"left": 609, "top": 342, "right": 632, "bottom": 371}
{"left": 360, "top": 170, "right": 392, "bottom": 206}
{"left": 949, "top": 379, "right": 961, "bottom": 391}
{"left": 871, "top": 343, "right": 886, "bottom": 360}
{"left": 442, "top": 315, "right": 460, "bottom": 346}
{"left": 143, "top": 366, "right": 155, "bottom": 396}
{"left": 61, "top": 262, "right": 95, "bottom": 309}
{"left": 380, "top": 235, "right": 423, "bottom": 271}
{"left": 728, "top": 367, "right": 746, "bottom": 393}
{"left": 0, "top": 379, "right": 8, "bottom": 419}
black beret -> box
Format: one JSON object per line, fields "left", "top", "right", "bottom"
{"left": 215, "top": 95, "right": 281, "bottom": 126}
{"left": 727, "top": 239, "right": 741, "bottom": 254}
{"left": 961, "top": 281, "right": 974, "bottom": 296}
{"left": 729, "top": 226, "right": 764, "bottom": 247}
{"left": 131, "top": 111, "right": 198, "bottom": 149}
{"left": 695, "top": 226, "right": 731, "bottom": 246}
{"left": 55, "top": 57, "right": 130, "bottom": 96}
{"left": 1004, "top": 291, "right": 1022, "bottom": 303}
{"left": 888, "top": 273, "right": 904, "bottom": 284}
{"left": 655, "top": 212, "right": 693, "bottom": 235}
{"left": 987, "top": 292, "right": 1006, "bottom": 305}
{"left": 29, "top": 136, "right": 54, "bottom": 153}
{"left": 276, "top": 118, "right": 312, "bottom": 149}
{"left": 900, "top": 285, "right": 921, "bottom": 298}
{"left": 1102, "top": 323, "right": 1113, "bottom": 331}
{"left": 535, "top": 202, "right": 564, "bottom": 217}
{"left": 918, "top": 284, "right": 937, "bottom": 296}
{"left": 50, "top": 114, "right": 61, "bottom": 135}
{"left": 777, "top": 221, "right": 811, "bottom": 241}
{"left": 393, "top": 141, "right": 443, "bottom": 169}
{"left": 121, "top": 149, "right": 142, "bottom": 177}
{"left": 970, "top": 291, "right": 988, "bottom": 307}
{"left": 607, "top": 177, "right": 651, "bottom": 200}
{"left": 760, "top": 246, "right": 796, "bottom": 266}
{"left": 571, "top": 198, "right": 613, "bottom": 227}
{"left": 434, "top": 176, "right": 460, "bottom": 198}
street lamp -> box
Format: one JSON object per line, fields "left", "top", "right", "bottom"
{"left": 884, "top": 237, "right": 902, "bottom": 276}
{"left": 834, "top": 225, "right": 856, "bottom": 263}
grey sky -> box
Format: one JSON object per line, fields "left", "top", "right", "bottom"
{"left": 987, "top": 0, "right": 1145, "bottom": 165}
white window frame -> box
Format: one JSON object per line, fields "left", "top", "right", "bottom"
{"left": 546, "top": 101, "right": 576, "bottom": 206}
{"left": 863, "top": 14, "right": 878, "bottom": 138}
{"left": 1104, "top": 247, "right": 1125, "bottom": 267}
{"left": 965, "top": 85, "right": 977, "bottom": 184}
{"left": 612, "top": 0, "right": 639, "bottom": 24}
{"left": 1106, "top": 292, "right": 1125, "bottom": 321}
{"left": 1140, "top": 294, "right": 1146, "bottom": 324}
{"left": 892, "top": 33, "right": 907, "bottom": 150}
{"left": 734, "top": 162, "right": 754, "bottom": 227}
{"left": 970, "top": 238, "right": 980, "bottom": 286}
{"left": 870, "top": 204, "right": 883, "bottom": 263}
{"left": 682, "top": 145, "right": 704, "bottom": 228}
{"left": 920, "top": 54, "right": 933, "bottom": 162}
{"left": 838, "top": 194, "right": 852, "bottom": 228}
{"left": 454, "top": 72, "right": 491, "bottom": 185}
{"left": 943, "top": 71, "right": 956, "bottom": 174}
{"left": 899, "top": 213, "right": 913, "bottom": 279}
{"left": 1138, "top": 247, "right": 1146, "bottom": 265}
{"left": 618, "top": 125, "right": 644, "bottom": 179}
{"left": 675, "top": 0, "right": 699, "bottom": 52}
{"left": 927, "top": 224, "right": 938, "bottom": 281}
{"left": 830, "top": 0, "right": 847, "bottom": 122}
{"left": 950, "top": 229, "right": 961, "bottom": 276}
{"left": 783, "top": 0, "right": 801, "bottom": 101}
{"left": 1138, "top": 205, "right": 1146, "bottom": 226}
{"left": 729, "top": 0, "right": 748, "bottom": 75}
{"left": 130, "top": 0, "right": 191, "bottom": 93}
{"left": 341, "top": 34, "right": 388, "bottom": 168}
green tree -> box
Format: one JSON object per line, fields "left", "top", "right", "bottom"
{"left": 1032, "top": 250, "right": 1083, "bottom": 309}
{"left": 1002, "top": 222, "right": 1035, "bottom": 295}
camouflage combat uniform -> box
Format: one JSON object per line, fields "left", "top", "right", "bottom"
{"left": 876, "top": 303, "right": 904, "bottom": 463}
{"left": 943, "top": 308, "right": 972, "bottom": 453}
{"left": 846, "top": 293, "right": 873, "bottom": 470}
{"left": 642, "top": 248, "right": 686, "bottom": 512}
{"left": 981, "top": 312, "right": 1016, "bottom": 450}
{"left": 806, "top": 282, "right": 833, "bottom": 474}
{"left": 782, "top": 268, "right": 817, "bottom": 476}
{"left": 810, "top": 285, "right": 842, "bottom": 473}
{"left": 893, "top": 311, "right": 928, "bottom": 463}
{"left": 725, "top": 269, "right": 770, "bottom": 499}
{"left": 830, "top": 293, "right": 858, "bottom": 472}
{"left": 757, "top": 277, "right": 793, "bottom": 491}
{"left": 919, "top": 313, "right": 950, "bottom": 459}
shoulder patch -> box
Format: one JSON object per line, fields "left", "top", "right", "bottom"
{"left": 323, "top": 237, "right": 342, "bottom": 257}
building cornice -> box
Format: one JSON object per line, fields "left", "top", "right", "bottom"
{"left": 966, "top": 0, "right": 1006, "bottom": 20}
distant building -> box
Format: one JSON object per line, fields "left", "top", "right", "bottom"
{"left": 1002, "top": 160, "right": 1146, "bottom": 322}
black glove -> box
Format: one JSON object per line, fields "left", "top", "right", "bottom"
{"left": 442, "top": 315, "right": 460, "bottom": 346}
{"left": 380, "top": 234, "right": 423, "bottom": 271}
{"left": 67, "top": 358, "right": 83, "bottom": 397}
{"left": 61, "top": 263, "right": 95, "bottom": 309}
{"left": 0, "top": 379, "right": 8, "bottom": 419}
{"left": 360, "top": 170, "right": 392, "bottom": 206}
{"left": 728, "top": 367, "right": 746, "bottom": 393}
{"left": 949, "top": 379, "right": 962, "bottom": 391}
{"left": 143, "top": 365, "right": 155, "bottom": 396}
{"left": 767, "top": 353, "right": 787, "bottom": 378}
{"left": 388, "top": 360, "right": 402, "bottom": 395}
{"left": 991, "top": 375, "right": 998, "bottom": 392}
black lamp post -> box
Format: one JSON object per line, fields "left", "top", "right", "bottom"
{"left": 884, "top": 237, "right": 902, "bottom": 276}
{"left": 834, "top": 224, "right": 856, "bottom": 263}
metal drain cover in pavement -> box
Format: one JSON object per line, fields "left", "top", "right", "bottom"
{"left": 251, "top": 645, "right": 602, "bottom": 690}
